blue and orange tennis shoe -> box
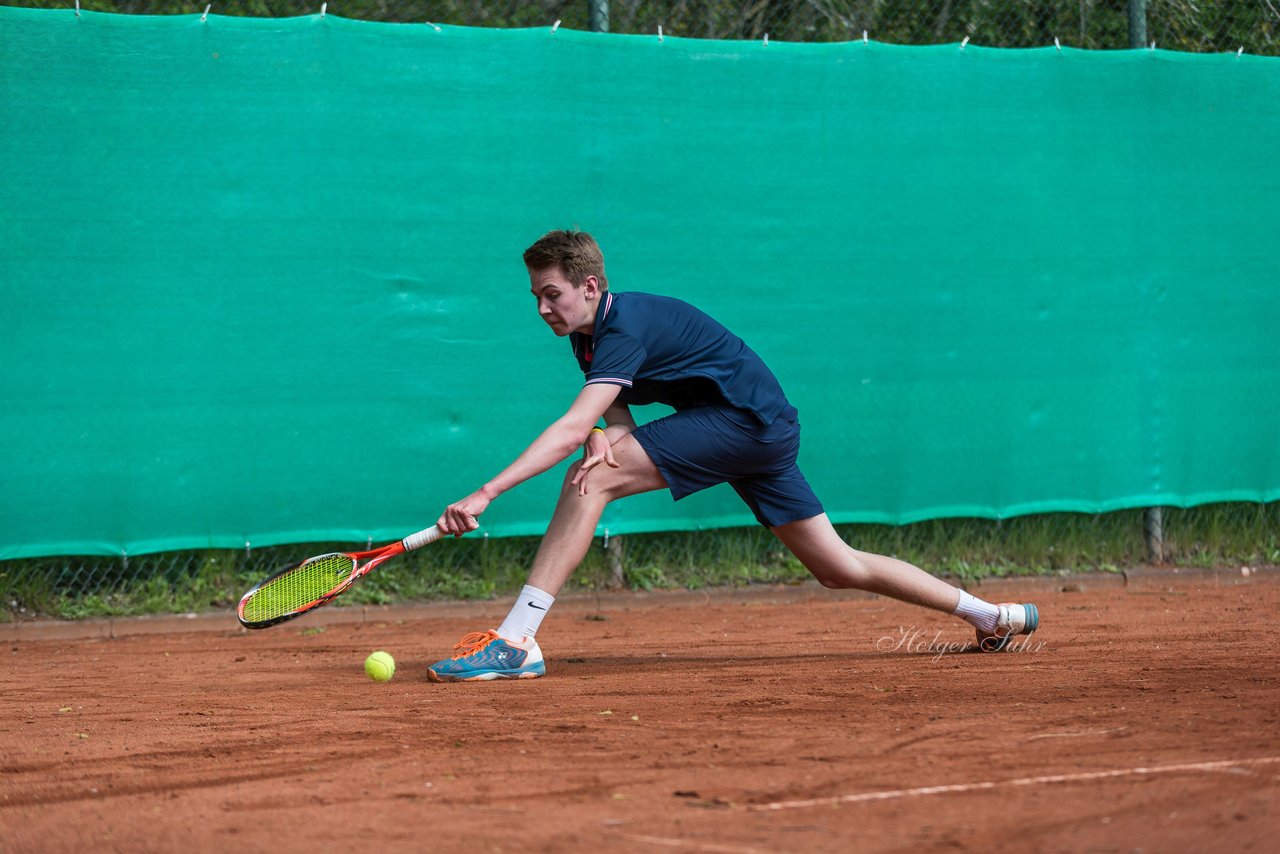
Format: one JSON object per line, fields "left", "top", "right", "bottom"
{"left": 977, "top": 602, "right": 1039, "bottom": 652}
{"left": 426, "top": 630, "right": 545, "bottom": 682}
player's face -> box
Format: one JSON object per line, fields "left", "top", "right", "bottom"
{"left": 529, "top": 266, "right": 600, "bottom": 337}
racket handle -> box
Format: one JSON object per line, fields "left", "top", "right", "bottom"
{"left": 401, "top": 525, "right": 443, "bottom": 552}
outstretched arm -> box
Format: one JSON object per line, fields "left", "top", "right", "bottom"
{"left": 437, "top": 383, "right": 622, "bottom": 535}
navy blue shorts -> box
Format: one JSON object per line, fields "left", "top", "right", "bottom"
{"left": 630, "top": 405, "right": 824, "bottom": 529}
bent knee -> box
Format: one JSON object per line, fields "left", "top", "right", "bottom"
{"left": 560, "top": 461, "right": 588, "bottom": 496}
{"left": 559, "top": 460, "right": 629, "bottom": 503}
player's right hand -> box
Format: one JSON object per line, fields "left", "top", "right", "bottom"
{"left": 437, "top": 490, "right": 490, "bottom": 537}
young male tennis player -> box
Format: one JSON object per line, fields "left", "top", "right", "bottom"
{"left": 427, "top": 230, "right": 1038, "bottom": 681}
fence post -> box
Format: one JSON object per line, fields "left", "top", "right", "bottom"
{"left": 1144, "top": 508, "right": 1165, "bottom": 564}
{"left": 588, "top": 0, "right": 608, "bottom": 33}
{"left": 1127, "top": 0, "right": 1148, "bottom": 48}
{"left": 1128, "top": 0, "right": 1161, "bottom": 563}
{"left": 603, "top": 528, "right": 625, "bottom": 588}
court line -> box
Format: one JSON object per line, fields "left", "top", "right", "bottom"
{"left": 612, "top": 832, "right": 765, "bottom": 853}
{"left": 1023, "top": 726, "right": 1129, "bottom": 741}
{"left": 748, "top": 756, "right": 1280, "bottom": 812}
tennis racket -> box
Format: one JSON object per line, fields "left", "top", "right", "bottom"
{"left": 237, "top": 525, "right": 444, "bottom": 629}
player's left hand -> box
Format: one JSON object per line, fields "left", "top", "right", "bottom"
{"left": 572, "top": 430, "right": 620, "bottom": 496}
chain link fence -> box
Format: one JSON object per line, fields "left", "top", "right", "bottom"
{"left": 5, "top": 506, "right": 1278, "bottom": 619}
{"left": 5, "top": 1, "right": 1278, "bottom": 616}
{"left": 12, "top": 0, "right": 1280, "bottom": 53}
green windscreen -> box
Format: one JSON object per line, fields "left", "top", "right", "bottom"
{"left": 2, "top": 9, "right": 1277, "bottom": 558}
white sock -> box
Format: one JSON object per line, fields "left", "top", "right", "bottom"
{"left": 952, "top": 590, "right": 1000, "bottom": 634}
{"left": 497, "top": 584, "right": 555, "bottom": 642}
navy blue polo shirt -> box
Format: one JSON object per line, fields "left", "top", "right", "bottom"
{"left": 569, "top": 291, "right": 793, "bottom": 426}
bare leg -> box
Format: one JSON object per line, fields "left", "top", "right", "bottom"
{"left": 526, "top": 434, "right": 667, "bottom": 596}
{"left": 771, "top": 513, "right": 962, "bottom": 613}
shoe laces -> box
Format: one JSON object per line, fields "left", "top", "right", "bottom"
{"left": 450, "top": 629, "right": 500, "bottom": 659}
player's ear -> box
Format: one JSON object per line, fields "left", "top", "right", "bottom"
{"left": 583, "top": 275, "right": 601, "bottom": 299}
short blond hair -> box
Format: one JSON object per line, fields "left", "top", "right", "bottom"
{"left": 523, "top": 230, "right": 608, "bottom": 291}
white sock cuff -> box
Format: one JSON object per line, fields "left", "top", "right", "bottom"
{"left": 952, "top": 589, "right": 1000, "bottom": 634}
{"left": 521, "top": 584, "right": 555, "bottom": 609}
{"left": 497, "top": 585, "right": 556, "bottom": 642}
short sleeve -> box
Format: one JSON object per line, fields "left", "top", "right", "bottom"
{"left": 585, "top": 333, "right": 647, "bottom": 388}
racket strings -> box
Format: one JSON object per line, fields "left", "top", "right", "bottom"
{"left": 240, "top": 554, "right": 357, "bottom": 624}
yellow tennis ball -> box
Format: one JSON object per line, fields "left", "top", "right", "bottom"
{"left": 364, "top": 651, "right": 395, "bottom": 683}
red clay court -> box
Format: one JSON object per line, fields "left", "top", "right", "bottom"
{"left": 3, "top": 568, "right": 1278, "bottom": 852}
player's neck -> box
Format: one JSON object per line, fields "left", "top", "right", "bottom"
{"left": 575, "top": 296, "right": 606, "bottom": 336}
